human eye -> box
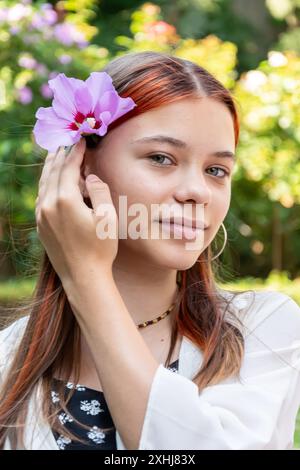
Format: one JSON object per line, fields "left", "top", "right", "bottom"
{"left": 206, "top": 166, "right": 230, "bottom": 179}
{"left": 147, "top": 153, "right": 174, "bottom": 166}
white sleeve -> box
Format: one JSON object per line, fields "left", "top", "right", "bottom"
{"left": 138, "top": 292, "right": 300, "bottom": 450}
{"left": 0, "top": 316, "right": 29, "bottom": 381}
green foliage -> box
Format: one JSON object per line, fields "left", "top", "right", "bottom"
{"left": 234, "top": 50, "right": 300, "bottom": 206}
{"left": 227, "top": 49, "right": 300, "bottom": 277}
{"left": 266, "top": 0, "right": 300, "bottom": 55}
{"left": 295, "top": 410, "right": 300, "bottom": 449}
{"left": 175, "top": 36, "right": 237, "bottom": 89}
{"left": 115, "top": 2, "right": 238, "bottom": 88}
{"left": 266, "top": 0, "right": 300, "bottom": 19}
{"left": 0, "top": 276, "right": 36, "bottom": 303}
{"left": 219, "top": 270, "right": 300, "bottom": 305}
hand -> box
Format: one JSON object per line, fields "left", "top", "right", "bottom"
{"left": 35, "top": 138, "right": 119, "bottom": 287}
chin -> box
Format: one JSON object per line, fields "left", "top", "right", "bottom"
{"left": 149, "top": 240, "right": 205, "bottom": 271}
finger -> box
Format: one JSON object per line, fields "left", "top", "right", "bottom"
{"left": 59, "top": 138, "right": 86, "bottom": 185}
{"left": 59, "top": 138, "right": 86, "bottom": 198}
{"left": 43, "top": 145, "right": 72, "bottom": 204}
{"left": 37, "top": 149, "right": 58, "bottom": 197}
{"left": 36, "top": 148, "right": 61, "bottom": 222}
{"left": 85, "top": 174, "right": 115, "bottom": 218}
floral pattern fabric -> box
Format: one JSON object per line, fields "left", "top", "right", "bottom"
{"left": 51, "top": 359, "right": 179, "bottom": 450}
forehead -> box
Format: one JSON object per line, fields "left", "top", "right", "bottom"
{"left": 123, "top": 97, "right": 236, "bottom": 152}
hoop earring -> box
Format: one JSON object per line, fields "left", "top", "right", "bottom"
{"left": 210, "top": 222, "right": 227, "bottom": 261}
{"left": 195, "top": 222, "right": 227, "bottom": 263}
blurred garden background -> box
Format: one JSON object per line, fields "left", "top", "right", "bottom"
{"left": 0, "top": 0, "right": 299, "bottom": 448}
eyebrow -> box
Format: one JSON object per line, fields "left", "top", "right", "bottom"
{"left": 131, "top": 135, "right": 236, "bottom": 160}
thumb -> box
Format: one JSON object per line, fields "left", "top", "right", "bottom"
{"left": 85, "top": 174, "right": 115, "bottom": 218}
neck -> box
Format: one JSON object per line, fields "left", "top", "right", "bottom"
{"left": 111, "top": 254, "right": 180, "bottom": 329}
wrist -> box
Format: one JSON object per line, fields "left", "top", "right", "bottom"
{"left": 62, "top": 264, "right": 115, "bottom": 306}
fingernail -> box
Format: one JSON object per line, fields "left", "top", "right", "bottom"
{"left": 86, "top": 174, "right": 99, "bottom": 183}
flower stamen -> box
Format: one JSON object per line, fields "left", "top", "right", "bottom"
{"left": 69, "top": 111, "right": 102, "bottom": 131}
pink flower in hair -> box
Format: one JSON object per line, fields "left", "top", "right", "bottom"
{"left": 33, "top": 72, "right": 137, "bottom": 152}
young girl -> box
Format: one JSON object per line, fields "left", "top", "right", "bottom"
{"left": 1, "top": 51, "right": 300, "bottom": 450}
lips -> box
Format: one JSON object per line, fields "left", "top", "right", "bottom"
{"left": 158, "top": 220, "right": 205, "bottom": 241}
{"left": 158, "top": 217, "right": 208, "bottom": 230}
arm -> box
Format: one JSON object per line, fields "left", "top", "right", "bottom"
{"left": 65, "top": 268, "right": 160, "bottom": 450}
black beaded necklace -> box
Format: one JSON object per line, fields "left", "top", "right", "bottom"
{"left": 136, "top": 273, "right": 182, "bottom": 329}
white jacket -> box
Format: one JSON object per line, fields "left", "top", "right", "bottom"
{"left": 1, "top": 290, "right": 300, "bottom": 450}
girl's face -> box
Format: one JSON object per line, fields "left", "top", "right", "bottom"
{"left": 83, "top": 97, "right": 236, "bottom": 271}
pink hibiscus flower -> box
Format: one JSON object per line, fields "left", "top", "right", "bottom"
{"left": 33, "top": 72, "right": 137, "bottom": 152}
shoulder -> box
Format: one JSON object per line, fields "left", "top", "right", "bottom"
{"left": 0, "top": 315, "right": 30, "bottom": 368}
{"left": 218, "top": 288, "right": 300, "bottom": 352}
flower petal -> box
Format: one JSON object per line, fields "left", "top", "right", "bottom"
{"left": 110, "top": 95, "right": 136, "bottom": 121}
{"left": 48, "top": 73, "right": 81, "bottom": 119}
{"left": 52, "top": 97, "right": 75, "bottom": 122}
{"left": 85, "top": 72, "right": 114, "bottom": 109}
{"left": 95, "top": 112, "right": 111, "bottom": 136}
{"left": 33, "top": 107, "right": 77, "bottom": 151}
{"left": 94, "top": 91, "right": 118, "bottom": 118}
{"left": 95, "top": 90, "right": 136, "bottom": 125}
{"left": 35, "top": 106, "right": 73, "bottom": 133}
{"left": 78, "top": 121, "right": 96, "bottom": 134}
{"left": 49, "top": 73, "right": 82, "bottom": 96}
{"left": 35, "top": 106, "right": 61, "bottom": 122}
{"left": 74, "top": 86, "right": 93, "bottom": 116}
{"left": 99, "top": 110, "right": 112, "bottom": 126}
{"left": 96, "top": 123, "right": 108, "bottom": 137}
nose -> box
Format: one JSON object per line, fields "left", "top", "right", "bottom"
{"left": 173, "top": 168, "right": 212, "bottom": 206}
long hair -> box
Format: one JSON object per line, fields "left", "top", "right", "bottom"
{"left": 0, "top": 51, "right": 249, "bottom": 449}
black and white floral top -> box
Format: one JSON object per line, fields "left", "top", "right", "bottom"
{"left": 51, "top": 359, "right": 179, "bottom": 450}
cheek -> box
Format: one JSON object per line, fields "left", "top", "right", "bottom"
{"left": 214, "top": 187, "right": 231, "bottom": 215}
{"left": 205, "top": 189, "right": 231, "bottom": 235}
{"left": 99, "top": 163, "right": 161, "bottom": 207}
{"left": 101, "top": 174, "right": 160, "bottom": 226}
